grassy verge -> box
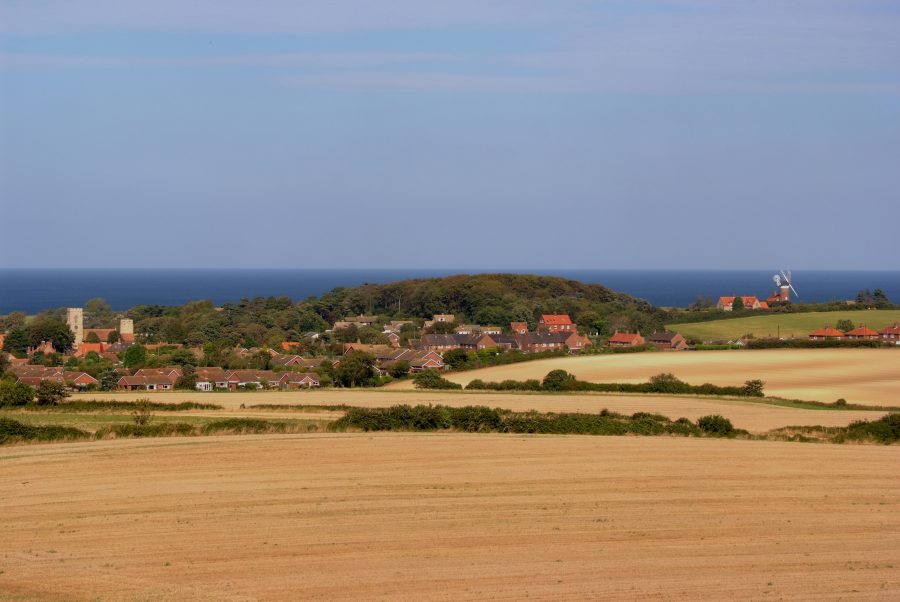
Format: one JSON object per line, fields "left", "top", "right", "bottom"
{"left": 15, "top": 400, "right": 223, "bottom": 412}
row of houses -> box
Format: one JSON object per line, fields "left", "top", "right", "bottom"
{"left": 8, "top": 365, "right": 101, "bottom": 390}
{"left": 808, "top": 323, "right": 900, "bottom": 343}
{"left": 117, "top": 367, "right": 322, "bottom": 391}
{"left": 607, "top": 330, "right": 688, "bottom": 350}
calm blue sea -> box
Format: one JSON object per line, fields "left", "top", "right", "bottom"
{"left": 1, "top": 269, "right": 899, "bottom": 314}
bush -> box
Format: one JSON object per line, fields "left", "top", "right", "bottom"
{"left": 541, "top": 369, "right": 578, "bottom": 391}
{"left": 843, "top": 413, "right": 900, "bottom": 444}
{"left": 131, "top": 400, "right": 154, "bottom": 425}
{"left": 0, "top": 381, "right": 34, "bottom": 406}
{"left": 697, "top": 415, "right": 735, "bottom": 436}
{"left": 413, "top": 369, "right": 462, "bottom": 390}
{"left": 35, "top": 380, "right": 69, "bottom": 405}
{"left": 202, "top": 418, "right": 289, "bottom": 434}
{"left": 742, "top": 379, "right": 765, "bottom": 397}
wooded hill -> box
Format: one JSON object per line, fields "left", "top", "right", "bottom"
{"left": 2, "top": 274, "right": 667, "bottom": 350}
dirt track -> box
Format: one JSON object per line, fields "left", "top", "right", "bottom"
{"left": 72, "top": 389, "right": 886, "bottom": 433}
{"left": 1, "top": 434, "right": 898, "bottom": 600}
{"left": 398, "top": 348, "right": 900, "bottom": 406}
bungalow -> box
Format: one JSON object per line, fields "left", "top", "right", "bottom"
{"left": 117, "top": 375, "right": 174, "bottom": 391}
{"left": 225, "top": 370, "right": 279, "bottom": 390}
{"left": 845, "top": 325, "right": 880, "bottom": 340}
{"left": 879, "top": 323, "right": 900, "bottom": 345}
{"left": 133, "top": 367, "right": 184, "bottom": 381}
{"left": 194, "top": 367, "right": 230, "bottom": 391}
{"left": 607, "top": 331, "right": 645, "bottom": 347}
{"left": 717, "top": 296, "right": 763, "bottom": 311}
{"left": 538, "top": 314, "right": 575, "bottom": 332}
{"left": 808, "top": 327, "right": 845, "bottom": 341}
{"left": 14, "top": 368, "right": 99, "bottom": 390}
{"left": 274, "top": 372, "right": 321, "bottom": 389}
{"left": 649, "top": 331, "right": 688, "bottom": 351}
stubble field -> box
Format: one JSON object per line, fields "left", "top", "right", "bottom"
{"left": 395, "top": 348, "right": 900, "bottom": 407}
{"left": 1, "top": 433, "right": 898, "bottom": 601}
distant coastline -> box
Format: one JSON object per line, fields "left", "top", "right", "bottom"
{"left": 2, "top": 269, "right": 899, "bottom": 314}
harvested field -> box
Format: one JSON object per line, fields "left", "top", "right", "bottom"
{"left": 1, "top": 434, "right": 898, "bottom": 601}
{"left": 68, "top": 389, "right": 887, "bottom": 433}
{"left": 410, "top": 348, "right": 900, "bottom": 407}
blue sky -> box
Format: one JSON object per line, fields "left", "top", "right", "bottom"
{"left": 1, "top": 1, "right": 898, "bottom": 269}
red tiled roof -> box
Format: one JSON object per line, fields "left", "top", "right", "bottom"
{"left": 845, "top": 326, "right": 879, "bottom": 337}
{"left": 808, "top": 327, "right": 845, "bottom": 337}
{"left": 879, "top": 323, "right": 900, "bottom": 335}
{"left": 608, "top": 332, "right": 641, "bottom": 344}
{"left": 540, "top": 314, "right": 573, "bottom": 325}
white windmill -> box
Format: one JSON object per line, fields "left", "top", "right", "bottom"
{"left": 772, "top": 270, "right": 798, "bottom": 302}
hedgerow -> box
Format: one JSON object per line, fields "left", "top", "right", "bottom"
{"left": 464, "top": 371, "right": 765, "bottom": 398}
{"left": 329, "top": 404, "right": 749, "bottom": 439}
{"left": 0, "top": 418, "right": 90, "bottom": 444}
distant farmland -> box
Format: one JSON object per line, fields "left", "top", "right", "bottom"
{"left": 669, "top": 309, "right": 900, "bottom": 341}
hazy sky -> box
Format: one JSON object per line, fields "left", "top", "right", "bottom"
{"left": 1, "top": 1, "right": 898, "bottom": 269}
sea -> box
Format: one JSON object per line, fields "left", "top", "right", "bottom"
{"left": 1, "top": 269, "right": 899, "bottom": 314}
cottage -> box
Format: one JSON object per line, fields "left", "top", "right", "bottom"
{"left": 418, "top": 334, "right": 461, "bottom": 352}
{"left": 538, "top": 314, "right": 575, "bottom": 332}
{"left": 649, "top": 331, "right": 688, "bottom": 351}
{"left": 879, "top": 323, "right": 900, "bottom": 345}
{"left": 808, "top": 327, "right": 845, "bottom": 341}
{"left": 607, "top": 331, "right": 645, "bottom": 347}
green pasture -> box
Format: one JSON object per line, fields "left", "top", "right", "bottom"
{"left": 668, "top": 309, "right": 900, "bottom": 341}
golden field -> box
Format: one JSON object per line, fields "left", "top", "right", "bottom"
{"left": 69, "top": 387, "right": 887, "bottom": 433}
{"left": 1, "top": 434, "right": 898, "bottom": 601}
{"left": 400, "top": 348, "right": 900, "bottom": 407}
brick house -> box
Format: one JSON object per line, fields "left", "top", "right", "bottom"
{"left": 649, "top": 331, "right": 688, "bottom": 351}
{"left": 515, "top": 331, "right": 590, "bottom": 353}
{"left": 607, "top": 331, "right": 645, "bottom": 347}
{"left": 538, "top": 314, "right": 575, "bottom": 332}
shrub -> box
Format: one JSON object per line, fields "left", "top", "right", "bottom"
{"left": 202, "top": 418, "right": 289, "bottom": 434}
{"left": 541, "top": 369, "right": 578, "bottom": 392}
{"left": 843, "top": 413, "right": 900, "bottom": 444}
{"left": 35, "top": 380, "right": 69, "bottom": 405}
{"left": 742, "top": 379, "right": 765, "bottom": 397}
{"left": 413, "top": 369, "right": 462, "bottom": 390}
{"left": 697, "top": 415, "right": 735, "bottom": 436}
{"left": 131, "top": 400, "right": 154, "bottom": 425}
{"left": 0, "top": 381, "right": 34, "bottom": 407}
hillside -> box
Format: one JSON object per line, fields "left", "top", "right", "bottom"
{"left": 669, "top": 309, "right": 900, "bottom": 341}
{"left": 310, "top": 273, "right": 665, "bottom": 332}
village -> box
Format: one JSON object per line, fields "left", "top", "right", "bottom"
{"left": 3, "top": 298, "right": 899, "bottom": 393}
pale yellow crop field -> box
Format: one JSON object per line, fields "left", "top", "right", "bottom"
{"left": 416, "top": 349, "right": 900, "bottom": 406}
{"left": 71, "top": 388, "right": 886, "bottom": 433}
{"left": 1, "top": 434, "right": 897, "bottom": 601}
